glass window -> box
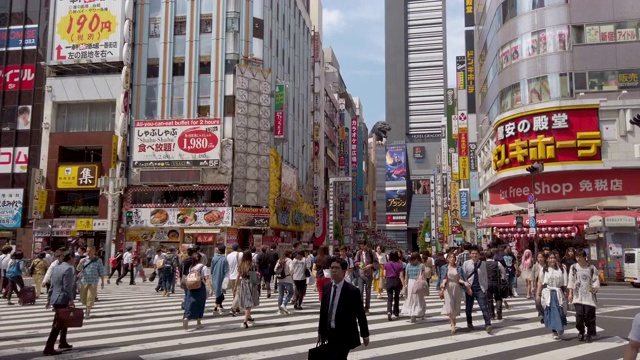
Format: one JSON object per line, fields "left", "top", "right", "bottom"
{"left": 200, "top": 17, "right": 213, "bottom": 34}
{"left": 588, "top": 71, "right": 618, "bottom": 91}
{"left": 147, "top": 64, "right": 160, "bottom": 78}
{"left": 527, "top": 75, "right": 550, "bottom": 104}
{"left": 149, "top": 0, "right": 162, "bottom": 17}
{"left": 149, "top": 19, "right": 161, "bottom": 38}
{"left": 55, "top": 103, "right": 116, "bottom": 133}
{"left": 199, "top": 61, "right": 211, "bottom": 75}
{"left": 173, "top": 62, "right": 185, "bottom": 76}
{"left": 575, "top": 72, "right": 587, "bottom": 91}
{"left": 175, "top": 20, "right": 187, "bottom": 35}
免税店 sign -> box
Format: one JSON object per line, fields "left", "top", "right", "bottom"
{"left": 132, "top": 118, "right": 222, "bottom": 168}
{"left": 492, "top": 107, "right": 601, "bottom": 172}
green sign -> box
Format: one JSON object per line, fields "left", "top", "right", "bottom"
{"left": 274, "top": 84, "right": 285, "bottom": 110}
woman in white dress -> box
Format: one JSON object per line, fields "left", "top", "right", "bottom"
{"left": 400, "top": 252, "right": 428, "bottom": 323}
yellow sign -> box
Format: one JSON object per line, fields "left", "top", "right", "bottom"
{"left": 57, "top": 165, "right": 99, "bottom": 189}
{"left": 56, "top": 9, "right": 118, "bottom": 45}
{"left": 450, "top": 182, "right": 460, "bottom": 221}
{"left": 111, "top": 134, "right": 118, "bottom": 169}
{"left": 443, "top": 214, "right": 450, "bottom": 239}
{"left": 459, "top": 156, "right": 469, "bottom": 180}
{"left": 75, "top": 218, "right": 93, "bottom": 231}
{"left": 36, "top": 189, "right": 48, "bottom": 212}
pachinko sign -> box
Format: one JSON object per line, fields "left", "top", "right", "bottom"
{"left": 132, "top": 118, "right": 222, "bottom": 168}
{"left": 492, "top": 107, "right": 601, "bottom": 172}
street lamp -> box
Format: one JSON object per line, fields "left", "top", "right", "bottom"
{"left": 526, "top": 162, "right": 544, "bottom": 256}
{"left": 98, "top": 168, "right": 126, "bottom": 272}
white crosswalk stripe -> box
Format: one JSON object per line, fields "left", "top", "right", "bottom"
{"left": 0, "top": 282, "right": 628, "bottom": 360}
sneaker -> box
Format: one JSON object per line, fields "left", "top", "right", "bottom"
{"left": 486, "top": 325, "right": 493, "bottom": 335}
{"left": 280, "top": 305, "right": 289, "bottom": 315}
{"left": 552, "top": 331, "right": 560, "bottom": 340}
{"left": 578, "top": 333, "right": 585, "bottom": 342}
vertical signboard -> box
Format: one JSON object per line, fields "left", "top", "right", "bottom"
{"left": 464, "top": 0, "right": 475, "bottom": 27}
{"left": 459, "top": 189, "right": 470, "bottom": 219}
{"left": 446, "top": 89, "right": 456, "bottom": 166}
{"left": 451, "top": 152, "right": 459, "bottom": 181}
{"left": 274, "top": 84, "right": 286, "bottom": 139}
{"left": 465, "top": 29, "right": 476, "bottom": 114}
{"left": 458, "top": 111, "right": 469, "bottom": 181}
{"left": 468, "top": 143, "right": 478, "bottom": 171}
{"left": 456, "top": 56, "right": 466, "bottom": 90}
{"left": 0, "top": 25, "right": 39, "bottom": 51}
{"left": 351, "top": 118, "right": 358, "bottom": 222}
{"left": 469, "top": 171, "right": 480, "bottom": 201}
{"left": 450, "top": 181, "right": 460, "bottom": 222}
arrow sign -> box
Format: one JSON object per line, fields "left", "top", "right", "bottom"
{"left": 529, "top": 217, "right": 536, "bottom": 228}
{"left": 56, "top": 44, "right": 67, "bottom": 60}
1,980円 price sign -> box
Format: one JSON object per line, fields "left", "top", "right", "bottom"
{"left": 52, "top": 0, "right": 123, "bottom": 62}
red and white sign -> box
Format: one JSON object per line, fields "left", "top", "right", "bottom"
{"left": 493, "top": 108, "right": 601, "bottom": 172}
{"left": 458, "top": 132, "right": 468, "bottom": 157}
{"left": 0, "top": 64, "right": 36, "bottom": 91}
{"left": 490, "top": 169, "right": 639, "bottom": 205}
{"left": 0, "top": 147, "right": 29, "bottom": 174}
{"left": 274, "top": 111, "right": 284, "bottom": 138}
{"left": 132, "top": 118, "right": 221, "bottom": 168}
{"left": 457, "top": 111, "right": 468, "bottom": 131}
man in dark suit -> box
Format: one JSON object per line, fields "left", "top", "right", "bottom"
{"left": 318, "top": 257, "right": 370, "bottom": 359}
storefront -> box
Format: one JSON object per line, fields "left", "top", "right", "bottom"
{"left": 32, "top": 219, "right": 109, "bottom": 255}
{"left": 0, "top": 189, "right": 24, "bottom": 247}
{"left": 230, "top": 207, "right": 270, "bottom": 252}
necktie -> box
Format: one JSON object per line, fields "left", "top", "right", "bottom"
{"left": 327, "top": 284, "right": 338, "bottom": 329}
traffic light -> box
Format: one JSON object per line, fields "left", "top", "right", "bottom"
{"left": 526, "top": 162, "right": 544, "bottom": 174}
{"left": 516, "top": 215, "right": 523, "bottom": 229}
{"left": 631, "top": 114, "right": 640, "bottom": 128}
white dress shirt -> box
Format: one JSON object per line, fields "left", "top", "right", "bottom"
{"left": 329, "top": 279, "right": 345, "bottom": 329}
{"left": 123, "top": 252, "right": 133, "bottom": 265}
{"left": 0, "top": 254, "right": 8, "bottom": 270}
{"left": 43, "top": 260, "right": 60, "bottom": 284}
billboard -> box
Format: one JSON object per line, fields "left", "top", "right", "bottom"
{"left": 132, "top": 118, "right": 222, "bottom": 168}
{"left": 56, "top": 164, "right": 99, "bottom": 189}
{"left": 274, "top": 84, "right": 286, "bottom": 139}
{"left": 52, "top": 0, "right": 124, "bottom": 62}
{"left": 280, "top": 163, "right": 297, "bottom": 201}
{"left": 233, "top": 207, "right": 270, "bottom": 228}
{"left": 126, "top": 207, "right": 232, "bottom": 228}
{"left": 460, "top": 189, "right": 470, "bottom": 219}
{"left": 466, "top": 29, "right": 476, "bottom": 113}
{"left": 0, "top": 25, "right": 38, "bottom": 51}
{"left": 385, "top": 145, "right": 407, "bottom": 183}
{"left": 0, "top": 189, "right": 23, "bottom": 228}
{"left": 0, "top": 65, "right": 36, "bottom": 91}
{"left": 386, "top": 189, "right": 407, "bottom": 214}
{"left": 412, "top": 179, "right": 431, "bottom": 195}
{"left": 0, "top": 147, "right": 28, "bottom": 174}
{"left": 492, "top": 107, "right": 601, "bottom": 173}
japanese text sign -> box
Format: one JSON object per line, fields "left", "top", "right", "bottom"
{"left": 0, "top": 189, "right": 23, "bottom": 228}
{"left": 57, "top": 164, "right": 99, "bottom": 189}
{"left": 132, "top": 118, "right": 222, "bottom": 168}
{"left": 274, "top": 84, "right": 285, "bottom": 139}
{"left": 0, "top": 25, "right": 38, "bottom": 51}
{"left": 450, "top": 182, "right": 460, "bottom": 221}
{"left": 0, "top": 147, "right": 28, "bottom": 174}
{"left": 460, "top": 189, "right": 470, "bottom": 219}
{"left": 52, "top": 0, "right": 123, "bottom": 62}
{"left": 492, "top": 108, "right": 601, "bottom": 172}
{"left": 0, "top": 65, "right": 35, "bottom": 91}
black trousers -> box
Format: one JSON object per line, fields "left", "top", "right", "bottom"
{"left": 108, "top": 265, "right": 121, "bottom": 280}
{"left": 6, "top": 276, "right": 24, "bottom": 301}
{"left": 44, "top": 304, "right": 70, "bottom": 351}
{"left": 326, "top": 329, "right": 351, "bottom": 360}
{"left": 486, "top": 282, "right": 503, "bottom": 317}
{"left": 575, "top": 303, "right": 597, "bottom": 336}
{"left": 294, "top": 280, "right": 307, "bottom": 306}
{"left": 385, "top": 277, "right": 401, "bottom": 316}
{"left": 116, "top": 264, "right": 134, "bottom": 284}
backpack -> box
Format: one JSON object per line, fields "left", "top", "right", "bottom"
{"left": 276, "top": 260, "right": 288, "bottom": 279}
{"left": 109, "top": 257, "right": 117, "bottom": 268}
{"left": 156, "top": 257, "right": 166, "bottom": 269}
{"left": 485, "top": 260, "right": 500, "bottom": 284}
{"left": 186, "top": 264, "right": 203, "bottom": 290}
{"left": 6, "top": 260, "right": 23, "bottom": 279}
{"left": 163, "top": 255, "right": 175, "bottom": 272}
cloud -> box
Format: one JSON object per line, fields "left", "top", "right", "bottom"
{"left": 446, "top": 1, "right": 466, "bottom": 87}
{"left": 323, "top": 8, "right": 346, "bottom": 35}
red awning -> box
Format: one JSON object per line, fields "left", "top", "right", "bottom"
{"left": 479, "top": 210, "right": 640, "bottom": 228}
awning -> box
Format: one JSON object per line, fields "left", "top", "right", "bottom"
{"left": 479, "top": 210, "right": 640, "bottom": 229}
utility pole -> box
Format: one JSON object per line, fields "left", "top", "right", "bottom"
{"left": 98, "top": 168, "right": 126, "bottom": 272}
{"left": 526, "top": 162, "right": 544, "bottom": 256}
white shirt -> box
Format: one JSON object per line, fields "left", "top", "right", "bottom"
{"left": 43, "top": 260, "right": 60, "bottom": 284}
{"left": 44, "top": 253, "right": 54, "bottom": 266}
{"left": 274, "top": 258, "right": 293, "bottom": 283}
{"left": 629, "top": 313, "right": 640, "bottom": 342}
{"left": 152, "top": 253, "right": 166, "bottom": 265}
{"left": 0, "top": 254, "right": 9, "bottom": 271}
{"left": 123, "top": 252, "right": 133, "bottom": 265}
{"left": 291, "top": 258, "right": 307, "bottom": 281}
{"left": 329, "top": 279, "right": 345, "bottom": 329}
{"left": 226, "top": 251, "right": 241, "bottom": 280}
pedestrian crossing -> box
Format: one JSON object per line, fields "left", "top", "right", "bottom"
{"left": 0, "top": 282, "right": 629, "bottom": 360}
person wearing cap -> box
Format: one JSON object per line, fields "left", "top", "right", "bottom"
{"left": 116, "top": 246, "right": 134, "bottom": 285}
{"left": 31, "top": 252, "right": 49, "bottom": 298}
{"left": 226, "top": 243, "right": 242, "bottom": 315}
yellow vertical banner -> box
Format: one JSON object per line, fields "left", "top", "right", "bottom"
{"left": 459, "top": 156, "right": 469, "bottom": 180}
{"left": 111, "top": 134, "right": 118, "bottom": 169}
{"left": 450, "top": 181, "right": 460, "bottom": 221}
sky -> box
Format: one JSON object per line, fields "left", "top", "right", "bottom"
{"left": 321, "top": 0, "right": 464, "bottom": 129}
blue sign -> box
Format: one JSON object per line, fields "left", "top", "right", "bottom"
{"left": 0, "top": 25, "right": 38, "bottom": 51}
{"left": 529, "top": 217, "right": 536, "bottom": 228}
{"left": 0, "top": 189, "right": 23, "bottom": 229}
{"left": 469, "top": 171, "right": 480, "bottom": 201}
{"left": 527, "top": 194, "right": 534, "bottom": 204}
{"left": 459, "top": 189, "right": 470, "bottom": 218}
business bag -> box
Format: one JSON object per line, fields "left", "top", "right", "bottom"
{"left": 56, "top": 307, "right": 85, "bottom": 328}
{"left": 308, "top": 341, "right": 331, "bottom": 360}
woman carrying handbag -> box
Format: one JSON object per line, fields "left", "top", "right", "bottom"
{"left": 43, "top": 252, "right": 80, "bottom": 356}
{"left": 400, "top": 252, "right": 428, "bottom": 323}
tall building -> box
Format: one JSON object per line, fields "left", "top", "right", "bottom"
{"left": 0, "top": 1, "right": 49, "bottom": 251}
{"left": 126, "top": 0, "right": 315, "bottom": 255}
{"left": 383, "top": 0, "right": 446, "bottom": 250}
{"left": 475, "top": 0, "right": 640, "bottom": 277}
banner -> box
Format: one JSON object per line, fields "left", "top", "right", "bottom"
{"left": 0, "top": 25, "right": 38, "bottom": 51}
{"left": 132, "top": 118, "right": 222, "bottom": 168}
{"left": 56, "top": 164, "right": 99, "bottom": 189}
{"left": 233, "top": 207, "right": 270, "bottom": 228}
{"left": 464, "top": 0, "right": 475, "bottom": 27}
{"left": 126, "top": 207, "right": 232, "bottom": 228}
{"left": 0, "top": 189, "right": 23, "bottom": 228}
{"left": 385, "top": 145, "right": 407, "bottom": 184}
{"left": 274, "top": 84, "right": 286, "bottom": 139}
{"left": 465, "top": 29, "right": 476, "bottom": 113}
{"left": 386, "top": 189, "right": 407, "bottom": 214}
{"left": 52, "top": 0, "right": 123, "bottom": 62}
{"left": 460, "top": 189, "right": 470, "bottom": 219}
{"left": 450, "top": 182, "right": 460, "bottom": 221}
{"left": 0, "top": 65, "right": 36, "bottom": 91}
{"left": 0, "top": 147, "right": 28, "bottom": 174}
{"left": 492, "top": 107, "right": 601, "bottom": 173}
{"left": 470, "top": 171, "right": 480, "bottom": 201}
{"left": 280, "top": 163, "right": 297, "bottom": 201}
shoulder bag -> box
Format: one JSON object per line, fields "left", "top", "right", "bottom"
{"left": 186, "top": 264, "right": 204, "bottom": 290}
{"left": 249, "top": 264, "right": 261, "bottom": 286}
{"left": 411, "top": 265, "right": 429, "bottom": 295}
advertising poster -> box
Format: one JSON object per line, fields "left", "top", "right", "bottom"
{"left": 0, "top": 189, "right": 23, "bottom": 228}
{"left": 132, "top": 118, "right": 222, "bottom": 168}
{"left": 385, "top": 145, "right": 407, "bottom": 183}
{"left": 52, "top": 0, "right": 123, "bottom": 62}
{"left": 385, "top": 189, "right": 407, "bottom": 214}
{"left": 233, "top": 207, "right": 270, "bottom": 228}
{"left": 0, "top": 65, "right": 36, "bottom": 91}
{"left": 412, "top": 179, "right": 431, "bottom": 195}
{"left": 274, "top": 84, "right": 286, "bottom": 139}
{"left": 16, "top": 105, "right": 32, "bottom": 130}
{"left": 280, "top": 163, "right": 297, "bottom": 201}
{"left": 0, "top": 25, "right": 38, "bottom": 50}
{"left": 126, "top": 207, "right": 232, "bottom": 228}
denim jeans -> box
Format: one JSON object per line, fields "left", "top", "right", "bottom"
{"left": 278, "top": 282, "right": 294, "bottom": 307}
{"left": 161, "top": 270, "right": 174, "bottom": 292}
{"left": 465, "top": 284, "right": 492, "bottom": 327}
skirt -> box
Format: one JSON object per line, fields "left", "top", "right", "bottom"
{"left": 373, "top": 265, "right": 385, "bottom": 292}
{"left": 544, "top": 291, "right": 567, "bottom": 333}
{"left": 400, "top": 279, "right": 427, "bottom": 317}
{"left": 237, "top": 278, "right": 260, "bottom": 309}
{"left": 184, "top": 284, "right": 207, "bottom": 320}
